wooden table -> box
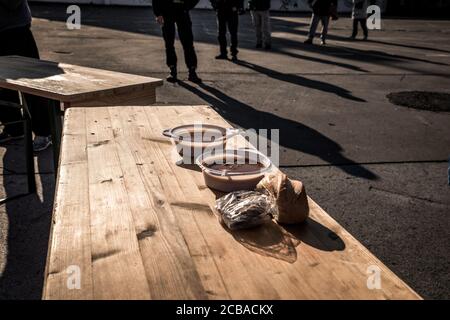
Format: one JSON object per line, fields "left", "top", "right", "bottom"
{"left": 0, "top": 56, "right": 163, "bottom": 170}
{"left": 43, "top": 105, "right": 421, "bottom": 300}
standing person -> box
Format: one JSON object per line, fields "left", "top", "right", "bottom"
{"left": 304, "top": 0, "right": 337, "bottom": 45}
{"left": 0, "top": 0, "right": 52, "bottom": 151}
{"left": 153, "top": 0, "right": 202, "bottom": 83}
{"left": 249, "top": 0, "right": 272, "bottom": 50}
{"left": 350, "top": 0, "right": 369, "bottom": 40}
{"left": 211, "top": 0, "right": 244, "bottom": 62}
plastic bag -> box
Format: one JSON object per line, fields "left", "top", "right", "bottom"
{"left": 215, "top": 191, "right": 275, "bottom": 230}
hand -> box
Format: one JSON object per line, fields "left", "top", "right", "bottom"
{"left": 156, "top": 16, "right": 164, "bottom": 25}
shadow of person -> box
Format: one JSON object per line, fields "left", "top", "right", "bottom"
{"left": 234, "top": 60, "right": 366, "bottom": 103}
{"left": 271, "top": 34, "right": 450, "bottom": 75}
{"left": 365, "top": 39, "right": 450, "bottom": 55}
{"left": 269, "top": 17, "right": 449, "bottom": 68}
{"left": 271, "top": 47, "right": 369, "bottom": 73}
{"left": 178, "top": 81, "right": 378, "bottom": 180}
{"left": 0, "top": 144, "right": 54, "bottom": 299}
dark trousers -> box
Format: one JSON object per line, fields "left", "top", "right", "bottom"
{"left": 0, "top": 25, "right": 51, "bottom": 137}
{"left": 162, "top": 10, "right": 198, "bottom": 70}
{"left": 217, "top": 8, "right": 239, "bottom": 56}
{"left": 352, "top": 18, "right": 368, "bottom": 38}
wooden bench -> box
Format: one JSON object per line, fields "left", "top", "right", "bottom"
{"left": 0, "top": 56, "right": 163, "bottom": 172}
{"left": 43, "top": 105, "right": 421, "bottom": 300}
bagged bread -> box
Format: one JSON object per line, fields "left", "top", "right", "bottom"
{"left": 256, "top": 172, "right": 309, "bottom": 224}
{"left": 215, "top": 191, "right": 274, "bottom": 230}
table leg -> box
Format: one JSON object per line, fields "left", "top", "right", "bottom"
{"left": 48, "top": 100, "right": 63, "bottom": 176}
{"left": 24, "top": 115, "right": 36, "bottom": 194}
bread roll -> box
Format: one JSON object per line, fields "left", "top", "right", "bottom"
{"left": 256, "top": 172, "right": 309, "bottom": 224}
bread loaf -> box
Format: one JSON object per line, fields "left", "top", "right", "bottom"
{"left": 256, "top": 172, "right": 309, "bottom": 224}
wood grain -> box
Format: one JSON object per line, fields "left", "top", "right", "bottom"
{"left": 44, "top": 105, "right": 421, "bottom": 300}
{"left": 0, "top": 56, "right": 162, "bottom": 104}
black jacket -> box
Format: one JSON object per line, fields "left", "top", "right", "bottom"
{"left": 308, "top": 0, "right": 337, "bottom": 16}
{"left": 248, "top": 0, "right": 271, "bottom": 11}
{"left": 210, "top": 0, "right": 244, "bottom": 10}
{"left": 153, "top": 0, "right": 200, "bottom": 17}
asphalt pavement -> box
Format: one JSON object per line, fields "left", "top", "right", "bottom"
{"left": 0, "top": 3, "right": 449, "bottom": 299}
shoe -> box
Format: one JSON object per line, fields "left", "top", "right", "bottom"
{"left": 231, "top": 55, "right": 238, "bottom": 62}
{"left": 304, "top": 38, "right": 313, "bottom": 45}
{"left": 320, "top": 39, "right": 326, "bottom": 46}
{"left": 363, "top": 36, "right": 368, "bottom": 41}
{"left": 349, "top": 35, "right": 356, "bottom": 40}
{"left": 264, "top": 44, "right": 272, "bottom": 50}
{"left": 215, "top": 53, "right": 228, "bottom": 60}
{"left": 166, "top": 66, "right": 178, "bottom": 83}
{"left": 0, "top": 132, "right": 24, "bottom": 144}
{"left": 33, "top": 135, "right": 52, "bottom": 152}
{"left": 255, "top": 43, "right": 262, "bottom": 49}
{"left": 188, "top": 69, "right": 202, "bottom": 84}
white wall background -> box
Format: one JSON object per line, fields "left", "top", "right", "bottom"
{"left": 29, "top": 0, "right": 387, "bottom": 12}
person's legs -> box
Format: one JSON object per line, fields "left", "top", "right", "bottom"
{"left": 176, "top": 11, "right": 201, "bottom": 82}
{"left": 0, "top": 27, "right": 29, "bottom": 137}
{"left": 361, "top": 18, "right": 369, "bottom": 39}
{"left": 25, "top": 95, "right": 51, "bottom": 137}
{"left": 162, "top": 17, "right": 177, "bottom": 69}
{"left": 306, "top": 14, "right": 320, "bottom": 42}
{"left": 216, "top": 10, "right": 228, "bottom": 56}
{"left": 320, "top": 16, "right": 330, "bottom": 42}
{"left": 261, "top": 10, "right": 272, "bottom": 48}
{"left": 228, "top": 9, "right": 239, "bottom": 58}
{"left": 176, "top": 12, "right": 198, "bottom": 69}
{"left": 351, "top": 19, "right": 359, "bottom": 38}
{"left": 251, "top": 11, "right": 263, "bottom": 47}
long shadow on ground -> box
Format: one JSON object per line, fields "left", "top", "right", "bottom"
{"left": 178, "top": 80, "right": 377, "bottom": 180}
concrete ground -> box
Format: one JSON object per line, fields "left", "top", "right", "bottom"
{"left": 1, "top": 3, "right": 449, "bottom": 299}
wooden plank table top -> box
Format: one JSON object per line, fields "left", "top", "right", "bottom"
{"left": 0, "top": 56, "right": 163, "bottom": 105}
{"left": 43, "top": 105, "right": 421, "bottom": 300}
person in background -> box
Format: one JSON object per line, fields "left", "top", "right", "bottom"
{"left": 0, "top": 0, "right": 52, "bottom": 152}
{"left": 153, "top": 0, "right": 202, "bottom": 83}
{"left": 350, "top": 0, "right": 369, "bottom": 40}
{"left": 248, "top": 0, "right": 272, "bottom": 50}
{"left": 211, "top": 0, "right": 245, "bottom": 62}
{"left": 304, "top": 0, "right": 338, "bottom": 45}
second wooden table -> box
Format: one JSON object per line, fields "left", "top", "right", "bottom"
{"left": 0, "top": 55, "right": 163, "bottom": 170}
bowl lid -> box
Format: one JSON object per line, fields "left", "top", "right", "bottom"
{"left": 196, "top": 149, "right": 273, "bottom": 177}
{"left": 163, "top": 124, "right": 239, "bottom": 142}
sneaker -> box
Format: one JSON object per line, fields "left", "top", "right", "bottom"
{"left": 215, "top": 53, "right": 228, "bottom": 60}
{"left": 33, "top": 135, "right": 52, "bottom": 152}
{"left": 166, "top": 66, "right": 178, "bottom": 83}
{"left": 320, "top": 39, "right": 326, "bottom": 46}
{"left": 0, "top": 132, "right": 24, "bottom": 144}
{"left": 188, "top": 70, "right": 202, "bottom": 84}
{"left": 349, "top": 35, "right": 356, "bottom": 40}
{"left": 304, "top": 38, "right": 313, "bottom": 45}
